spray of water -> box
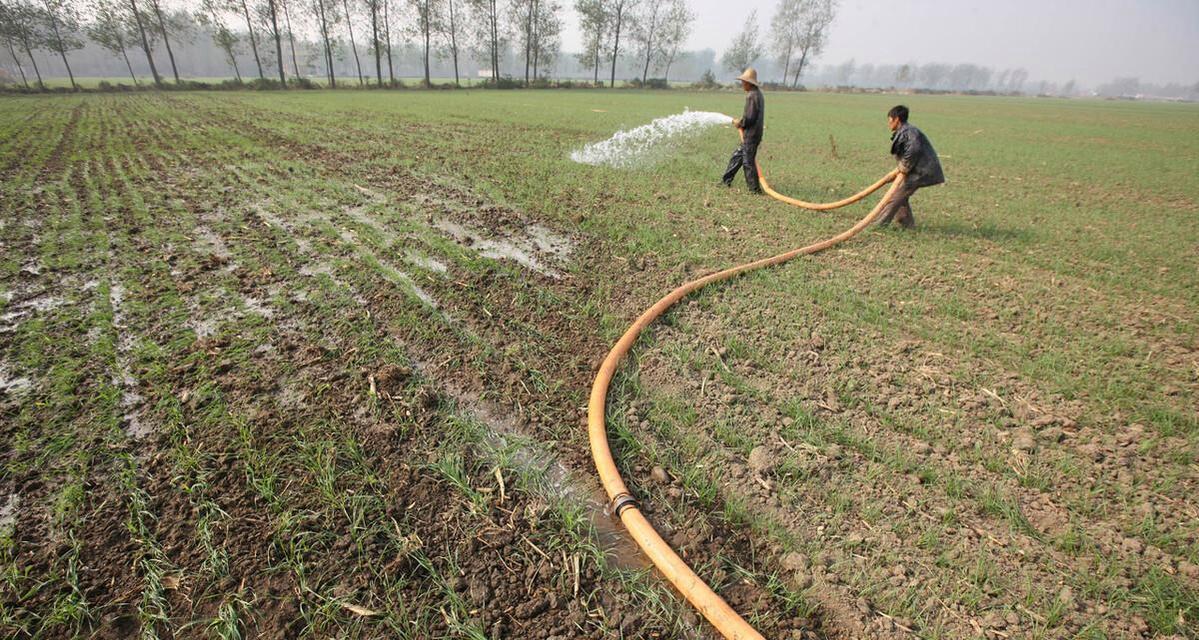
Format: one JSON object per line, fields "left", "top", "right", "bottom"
{"left": 570, "top": 110, "right": 733, "bottom": 168}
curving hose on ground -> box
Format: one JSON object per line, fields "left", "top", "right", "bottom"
{"left": 759, "top": 167, "right": 899, "bottom": 210}
{"left": 587, "top": 133, "right": 905, "bottom": 639}
{"left": 747, "top": 127, "right": 900, "bottom": 210}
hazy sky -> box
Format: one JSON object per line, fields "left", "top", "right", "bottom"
{"left": 560, "top": 0, "right": 1199, "bottom": 86}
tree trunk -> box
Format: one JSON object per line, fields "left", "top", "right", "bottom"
{"left": 283, "top": 0, "right": 300, "bottom": 78}
{"left": 149, "top": 0, "right": 179, "bottom": 83}
{"left": 535, "top": 25, "right": 542, "bottom": 79}
{"left": 370, "top": 1, "right": 380, "bottom": 85}
{"left": 422, "top": 17, "right": 429, "bottom": 87}
{"left": 19, "top": 35, "right": 44, "bottom": 90}
{"left": 267, "top": 0, "right": 285, "bottom": 85}
{"left": 120, "top": 45, "right": 139, "bottom": 85}
{"left": 342, "top": 0, "right": 363, "bottom": 85}
{"left": 447, "top": 0, "right": 459, "bottom": 85}
{"left": 792, "top": 46, "right": 808, "bottom": 87}
{"left": 128, "top": 0, "right": 162, "bottom": 86}
{"left": 640, "top": 8, "right": 653, "bottom": 85}
{"left": 609, "top": 4, "right": 622, "bottom": 88}
{"left": 383, "top": 0, "right": 394, "bottom": 84}
{"left": 43, "top": 9, "right": 77, "bottom": 89}
{"left": 531, "top": 6, "right": 539, "bottom": 82}
{"left": 591, "top": 38, "right": 599, "bottom": 84}
{"left": 641, "top": 37, "right": 651, "bottom": 84}
{"left": 6, "top": 39, "right": 29, "bottom": 89}
{"left": 780, "top": 41, "right": 791, "bottom": 85}
{"left": 240, "top": 0, "right": 264, "bottom": 79}
{"left": 316, "top": 0, "right": 334, "bottom": 87}
{"left": 489, "top": 0, "right": 498, "bottom": 83}
{"left": 522, "top": 0, "right": 531, "bottom": 85}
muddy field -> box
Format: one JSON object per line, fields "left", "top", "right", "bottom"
{"left": 0, "top": 91, "right": 1196, "bottom": 639}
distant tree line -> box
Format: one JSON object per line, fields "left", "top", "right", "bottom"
{"left": 0, "top": 0, "right": 702, "bottom": 89}
{"left": 1, "top": 0, "right": 1194, "bottom": 99}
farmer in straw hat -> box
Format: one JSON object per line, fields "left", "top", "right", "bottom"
{"left": 721, "top": 67, "right": 765, "bottom": 194}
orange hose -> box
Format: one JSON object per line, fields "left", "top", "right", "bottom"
{"left": 759, "top": 166, "right": 899, "bottom": 209}
{"left": 587, "top": 129, "right": 904, "bottom": 639}
{"left": 743, "top": 127, "right": 900, "bottom": 209}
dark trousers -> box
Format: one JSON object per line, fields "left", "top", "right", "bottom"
{"left": 875, "top": 181, "right": 920, "bottom": 228}
{"left": 722, "top": 142, "right": 762, "bottom": 192}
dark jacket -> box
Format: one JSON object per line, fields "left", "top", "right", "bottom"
{"left": 739, "top": 87, "right": 764, "bottom": 144}
{"left": 890, "top": 123, "right": 944, "bottom": 188}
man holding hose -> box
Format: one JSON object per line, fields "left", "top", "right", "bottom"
{"left": 721, "top": 68, "right": 765, "bottom": 194}
{"left": 877, "top": 105, "right": 944, "bottom": 228}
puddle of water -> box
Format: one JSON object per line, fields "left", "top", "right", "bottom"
{"left": 110, "top": 281, "right": 149, "bottom": 441}
{"left": 404, "top": 250, "right": 449, "bottom": 275}
{"left": 298, "top": 262, "right": 368, "bottom": 305}
{"left": 0, "top": 493, "right": 20, "bottom": 531}
{"left": 123, "top": 391, "right": 151, "bottom": 439}
{"left": 343, "top": 205, "right": 396, "bottom": 240}
{"left": 192, "top": 225, "right": 232, "bottom": 260}
{"left": 527, "top": 224, "right": 574, "bottom": 262}
{"left": 373, "top": 261, "right": 441, "bottom": 310}
{"left": 0, "top": 361, "right": 33, "bottom": 397}
{"left": 109, "top": 283, "right": 137, "bottom": 355}
{"left": 188, "top": 318, "right": 218, "bottom": 339}
{"left": 335, "top": 226, "right": 358, "bottom": 246}
{"left": 299, "top": 263, "right": 336, "bottom": 278}
{"left": 241, "top": 296, "right": 276, "bottom": 319}
{"left": 277, "top": 382, "right": 307, "bottom": 409}
{"left": 254, "top": 204, "right": 314, "bottom": 254}
{"left": 0, "top": 293, "right": 67, "bottom": 333}
{"left": 432, "top": 219, "right": 571, "bottom": 279}
{"left": 414, "top": 359, "right": 648, "bottom": 571}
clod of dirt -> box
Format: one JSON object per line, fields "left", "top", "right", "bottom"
{"left": 1179, "top": 561, "right": 1199, "bottom": 580}
{"left": 1011, "top": 428, "right": 1037, "bottom": 452}
{"left": 650, "top": 466, "right": 670, "bottom": 484}
{"left": 1041, "top": 426, "right": 1065, "bottom": 443}
{"left": 748, "top": 446, "right": 777, "bottom": 475}
{"left": 1121, "top": 537, "right": 1145, "bottom": 555}
{"left": 468, "top": 576, "right": 491, "bottom": 602}
{"left": 781, "top": 551, "right": 809, "bottom": 573}
{"left": 372, "top": 363, "right": 412, "bottom": 397}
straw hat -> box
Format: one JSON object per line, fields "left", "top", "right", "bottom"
{"left": 735, "top": 67, "right": 760, "bottom": 87}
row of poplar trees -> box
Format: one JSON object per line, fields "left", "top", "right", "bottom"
{"left": 0, "top": 0, "right": 715, "bottom": 90}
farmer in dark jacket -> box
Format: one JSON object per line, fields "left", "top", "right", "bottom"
{"left": 721, "top": 68, "right": 764, "bottom": 193}
{"left": 876, "top": 105, "right": 944, "bottom": 228}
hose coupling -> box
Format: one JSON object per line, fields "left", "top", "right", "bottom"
{"left": 610, "top": 492, "right": 639, "bottom": 518}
